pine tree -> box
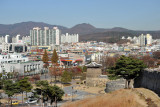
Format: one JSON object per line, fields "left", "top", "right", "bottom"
{"left": 50, "top": 49, "right": 60, "bottom": 83}
{"left": 61, "top": 71, "right": 72, "bottom": 83}
{"left": 51, "top": 49, "right": 59, "bottom": 64}
{"left": 42, "top": 49, "right": 49, "bottom": 68}
{"left": 18, "top": 77, "right": 32, "bottom": 105}
{"left": 108, "top": 55, "right": 146, "bottom": 88}
{"left": 42, "top": 49, "right": 49, "bottom": 63}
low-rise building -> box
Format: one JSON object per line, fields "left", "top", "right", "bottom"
{"left": 2, "top": 42, "right": 28, "bottom": 53}
{"left": 0, "top": 53, "right": 43, "bottom": 75}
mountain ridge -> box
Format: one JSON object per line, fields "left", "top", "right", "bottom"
{"left": 0, "top": 21, "right": 160, "bottom": 42}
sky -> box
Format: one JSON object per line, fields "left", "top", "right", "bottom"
{"left": 0, "top": 0, "right": 160, "bottom": 30}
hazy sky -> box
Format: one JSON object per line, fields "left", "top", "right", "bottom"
{"left": 0, "top": 0, "right": 160, "bottom": 30}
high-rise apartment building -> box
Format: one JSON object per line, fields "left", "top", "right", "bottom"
{"left": 137, "top": 34, "right": 152, "bottom": 46}
{"left": 30, "top": 27, "right": 60, "bottom": 46}
{"left": 61, "top": 33, "right": 79, "bottom": 44}
{"left": 5, "top": 35, "right": 9, "bottom": 43}
{"left": 22, "top": 36, "right": 31, "bottom": 44}
{"left": 138, "top": 34, "right": 146, "bottom": 46}
{"left": 16, "top": 34, "right": 20, "bottom": 42}
{"left": 0, "top": 36, "right": 5, "bottom": 44}
{"left": 12, "top": 34, "right": 21, "bottom": 43}
{"left": 146, "top": 34, "right": 152, "bottom": 46}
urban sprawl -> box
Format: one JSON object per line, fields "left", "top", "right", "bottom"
{"left": 0, "top": 27, "right": 157, "bottom": 74}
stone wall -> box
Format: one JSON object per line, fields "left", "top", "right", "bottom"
{"left": 105, "top": 78, "right": 125, "bottom": 93}
{"left": 134, "top": 69, "right": 160, "bottom": 96}
{"left": 86, "top": 78, "right": 108, "bottom": 87}
{"left": 86, "top": 68, "right": 108, "bottom": 87}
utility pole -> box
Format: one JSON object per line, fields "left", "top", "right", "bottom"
{"left": 72, "top": 86, "right": 73, "bottom": 101}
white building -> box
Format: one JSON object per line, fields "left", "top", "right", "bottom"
{"left": 54, "top": 27, "right": 60, "bottom": 45}
{"left": 121, "top": 36, "right": 125, "bottom": 39}
{"left": 2, "top": 42, "right": 28, "bottom": 53}
{"left": 146, "top": 34, "right": 152, "bottom": 46}
{"left": 0, "top": 53, "right": 28, "bottom": 72}
{"left": 0, "top": 36, "right": 5, "bottom": 44}
{"left": 0, "top": 53, "right": 43, "bottom": 75}
{"left": 5, "top": 35, "right": 9, "bottom": 43}
{"left": 12, "top": 36, "right": 16, "bottom": 43}
{"left": 133, "top": 36, "right": 139, "bottom": 45}
{"left": 16, "top": 34, "right": 20, "bottom": 43}
{"left": 138, "top": 34, "right": 146, "bottom": 46}
{"left": 137, "top": 34, "right": 153, "bottom": 46}
{"left": 22, "top": 36, "right": 31, "bottom": 44}
{"left": 30, "top": 27, "right": 60, "bottom": 46}
{"left": 127, "top": 36, "right": 132, "bottom": 41}
{"left": 91, "top": 52, "right": 103, "bottom": 62}
{"left": 61, "top": 33, "right": 79, "bottom": 44}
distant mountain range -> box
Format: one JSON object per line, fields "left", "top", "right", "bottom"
{"left": 0, "top": 21, "right": 160, "bottom": 42}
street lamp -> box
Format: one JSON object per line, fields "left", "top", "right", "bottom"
{"left": 72, "top": 86, "right": 73, "bottom": 101}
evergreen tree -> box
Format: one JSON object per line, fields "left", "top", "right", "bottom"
{"left": 3, "top": 80, "right": 20, "bottom": 106}
{"left": 42, "top": 49, "right": 49, "bottom": 75}
{"left": 50, "top": 49, "right": 60, "bottom": 83}
{"left": 61, "top": 71, "right": 72, "bottom": 83}
{"left": 42, "top": 49, "right": 49, "bottom": 63}
{"left": 108, "top": 55, "right": 146, "bottom": 88}
{"left": 51, "top": 49, "right": 59, "bottom": 64}
{"left": 18, "top": 77, "right": 32, "bottom": 105}
{"left": 47, "top": 85, "right": 64, "bottom": 106}
{"left": 42, "top": 49, "right": 49, "bottom": 68}
{"left": 35, "top": 80, "right": 49, "bottom": 106}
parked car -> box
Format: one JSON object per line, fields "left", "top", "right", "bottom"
{"left": 12, "top": 100, "right": 19, "bottom": 105}
{"left": 25, "top": 98, "right": 38, "bottom": 104}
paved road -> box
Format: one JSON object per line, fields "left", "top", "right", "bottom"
{"left": 63, "top": 85, "right": 96, "bottom": 100}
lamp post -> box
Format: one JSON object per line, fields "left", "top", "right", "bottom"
{"left": 71, "top": 86, "right": 73, "bottom": 101}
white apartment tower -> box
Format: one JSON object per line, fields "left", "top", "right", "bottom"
{"left": 30, "top": 27, "right": 60, "bottom": 46}
{"left": 146, "top": 34, "right": 152, "bottom": 46}
{"left": 54, "top": 27, "right": 60, "bottom": 45}
{"left": 61, "top": 33, "right": 79, "bottom": 44}
{"left": 16, "top": 34, "right": 20, "bottom": 43}
{"left": 137, "top": 34, "right": 153, "bottom": 46}
{"left": 0, "top": 36, "right": 5, "bottom": 44}
{"left": 5, "top": 35, "right": 9, "bottom": 43}
{"left": 138, "top": 34, "right": 146, "bottom": 46}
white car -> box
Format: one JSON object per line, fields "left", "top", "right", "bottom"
{"left": 25, "top": 98, "right": 38, "bottom": 104}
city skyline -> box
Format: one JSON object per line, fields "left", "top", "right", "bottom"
{"left": 0, "top": 0, "right": 160, "bottom": 30}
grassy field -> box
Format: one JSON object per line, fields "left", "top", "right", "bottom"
{"left": 62, "top": 88, "right": 160, "bottom": 107}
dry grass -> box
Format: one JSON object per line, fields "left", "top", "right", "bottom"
{"left": 74, "top": 84, "right": 105, "bottom": 94}
{"left": 62, "top": 89, "right": 146, "bottom": 107}
{"left": 136, "top": 88, "right": 160, "bottom": 106}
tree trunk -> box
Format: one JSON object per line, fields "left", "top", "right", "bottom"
{"left": 11, "top": 98, "right": 12, "bottom": 107}
{"left": 125, "top": 79, "right": 132, "bottom": 89}
{"left": 55, "top": 97, "right": 57, "bottom": 107}
{"left": 125, "top": 79, "right": 128, "bottom": 89}
{"left": 128, "top": 80, "right": 131, "bottom": 89}
{"left": 26, "top": 92, "right": 28, "bottom": 100}
{"left": 8, "top": 97, "right": 10, "bottom": 107}
{"left": 41, "top": 92, "right": 42, "bottom": 107}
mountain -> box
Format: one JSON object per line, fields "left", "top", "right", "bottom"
{"left": 67, "top": 23, "right": 106, "bottom": 35}
{"left": 0, "top": 21, "right": 68, "bottom": 36}
{"left": 0, "top": 21, "right": 160, "bottom": 42}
